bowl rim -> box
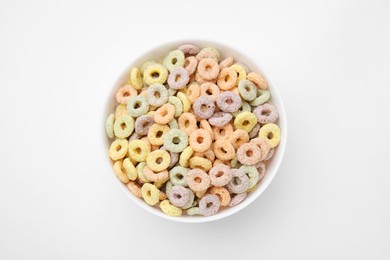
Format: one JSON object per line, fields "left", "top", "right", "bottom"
{"left": 101, "top": 39, "right": 288, "bottom": 223}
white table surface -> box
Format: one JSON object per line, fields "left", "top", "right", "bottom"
{"left": 1, "top": 0, "right": 389, "bottom": 259}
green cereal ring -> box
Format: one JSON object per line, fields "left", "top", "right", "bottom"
{"left": 143, "top": 64, "right": 168, "bottom": 85}
{"left": 232, "top": 100, "right": 251, "bottom": 117}
{"left": 168, "top": 96, "right": 183, "bottom": 118}
{"left": 163, "top": 129, "right": 188, "bottom": 153}
{"left": 168, "top": 118, "right": 178, "bottom": 129}
{"left": 249, "top": 89, "right": 271, "bottom": 106}
{"left": 182, "top": 188, "right": 195, "bottom": 209}
{"left": 238, "top": 80, "right": 257, "bottom": 101}
{"left": 105, "top": 113, "right": 115, "bottom": 138}
{"left": 240, "top": 165, "right": 259, "bottom": 190}
{"left": 187, "top": 207, "right": 201, "bottom": 216}
{"left": 163, "top": 50, "right": 185, "bottom": 72}
{"left": 165, "top": 180, "right": 173, "bottom": 194}
{"left": 127, "top": 96, "right": 149, "bottom": 117}
{"left": 147, "top": 83, "right": 168, "bottom": 107}
{"left": 140, "top": 60, "right": 157, "bottom": 74}
{"left": 169, "top": 166, "right": 188, "bottom": 187}
{"left": 113, "top": 115, "right": 134, "bottom": 139}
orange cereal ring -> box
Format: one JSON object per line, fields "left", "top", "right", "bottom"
{"left": 213, "top": 123, "right": 233, "bottom": 140}
{"left": 143, "top": 166, "right": 169, "bottom": 182}
{"left": 186, "top": 83, "right": 200, "bottom": 104}
{"left": 197, "top": 58, "right": 220, "bottom": 80}
{"left": 217, "top": 68, "right": 237, "bottom": 90}
{"left": 247, "top": 72, "right": 268, "bottom": 90}
{"left": 126, "top": 181, "right": 142, "bottom": 198}
{"left": 178, "top": 112, "right": 198, "bottom": 136}
{"left": 195, "top": 71, "right": 217, "bottom": 84}
{"left": 213, "top": 139, "right": 235, "bottom": 161}
{"left": 194, "top": 149, "right": 215, "bottom": 163}
{"left": 236, "top": 143, "right": 262, "bottom": 165}
{"left": 219, "top": 56, "right": 234, "bottom": 70}
{"left": 200, "top": 82, "right": 220, "bottom": 101}
{"left": 189, "top": 129, "right": 212, "bottom": 152}
{"left": 229, "top": 129, "right": 249, "bottom": 149}
{"left": 113, "top": 160, "right": 130, "bottom": 183}
{"left": 184, "top": 56, "right": 198, "bottom": 75}
{"left": 209, "top": 186, "right": 231, "bottom": 206}
{"left": 116, "top": 84, "right": 137, "bottom": 104}
{"left": 154, "top": 103, "right": 175, "bottom": 125}
{"left": 186, "top": 169, "right": 210, "bottom": 192}
{"left": 200, "top": 119, "right": 214, "bottom": 140}
{"left": 250, "top": 137, "right": 271, "bottom": 161}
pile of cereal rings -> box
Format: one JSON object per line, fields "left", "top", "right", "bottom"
{"left": 105, "top": 44, "right": 281, "bottom": 217}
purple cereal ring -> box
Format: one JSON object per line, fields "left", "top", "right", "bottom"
{"left": 253, "top": 103, "right": 279, "bottom": 124}
{"left": 168, "top": 185, "right": 190, "bottom": 207}
{"left": 226, "top": 169, "right": 250, "bottom": 194}
{"left": 197, "top": 58, "right": 220, "bottom": 80}
{"left": 209, "top": 164, "right": 232, "bottom": 187}
{"left": 167, "top": 67, "right": 190, "bottom": 90}
{"left": 249, "top": 123, "right": 261, "bottom": 139}
{"left": 264, "top": 148, "right": 275, "bottom": 161}
{"left": 216, "top": 91, "right": 242, "bottom": 113}
{"left": 178, "top": 44, "right": 200, "bottom": 56}
{"left": 255, "top": 162, "right": 266, "bottom": 181}
{"left": 208, "top": 112, "right": 233, "bottom": 127}
{"left": 193, "top": 96, "right": 215, "bottom": 119}
{"left": 199, "top": 194, "right": 221, "bottom": 216}
{"left": 184, "top": 56, "right": 198, "bottom": 75}
{"left": 229, "top": 192, "right": 247, "bottom": 207}
{"left": 161, "top": 145, "right": 179, "bottom": 169}
{"left": 129, "top": 132, "right": 141, "bottom": 141}
{"left": 135, "top": 115, "right": 154, "bottom": 136}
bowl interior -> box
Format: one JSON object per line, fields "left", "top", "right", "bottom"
{"left": 103, "top": 40, "right": 287, "bottom": 223}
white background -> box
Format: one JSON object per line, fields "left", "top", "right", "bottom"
{"left": 1, "top": 0, "right": 389, "bottom": 259}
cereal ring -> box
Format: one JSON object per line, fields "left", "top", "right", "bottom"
{"left": 187, "top": 207, "right": 201, "bottom": 216}
{"left": 168, "top": 185, "right": 190, "bottom": 207}
{"left": 258, "top": 123, "right": 281, "bottom": 148}
{"left": 250, "top": 137, "right": 271, "bottom": 161}
{"left": 213, "top": 159, "right": 230, "bottom": 167}
{"left": 123, "top": 158, "right": 137, "bottom": 180}
{"left": 115, "top": 104, "right": 128, "bottom": 119}
{"left": 247, "top": 72, "right": 268, "bottom": 90}
{"left": 208, "top": 112, "right": 233, "bottom": 127}
{"left": 219, "top": 56, "right": 234, "bottom": 70}
{"left": 238, "top": 79, "right": 257, "bottom": 101}
{"left": 147, "top": 123, "right": 170, "bottom": 146}
{"left": 226, "top": 169, "right": 250, "bottom": 194}
{"left": 186, "top": 83, "right": 200, "bottom": 104}
{"left": 200, "top": 82, "right": 220, "bottom": 101}
{"left": 179, "top": 146, "right": 194, "bottom": 167}
{"left": 249, "top": 89, "right": 270, "bottom": 106}
{"left": 216, "top": 91, "right": 242, "bottom": 113}
{"left": 168, "top": 87, "right": 177, "bottom": 96}
{"left": 166, "top": 96, "right": 182, "bottom": 118}
{"left": 217, "top": 68, "right": 237, "bottom": 90}
{"left": 135, "top": 115, "right": 154, "bottom": 136}
{"left": 169, "top": 166, "right": 188, "bottom": 187}
{"left": 189, "top": 129, "right": 212, "bottom": 152}
{"left": 189, "top": 157, "right": 212, "bottom": 172}
{"left": 141, "top": 183, "right": 160, "bottom": 206}
{"left": 184, "top": 56, "right": 198, "bottom": 75}
{"left": 209, "top": 186, "right": 231, "bottom": 206}
{"left": 209, "top": 164, "right": 232, "bottom": 187}
{"left": 136, "top": 162, "right": 150, "bottom": 183}
{"left": 113, "top": 115, "right": 134, "bottom": 139}
{"left": 116, "top": 84, "right": 138, "bottom": 104}
{"left": 109, "top": 139, "right": 128, "bottom": 161}
{"left": 195, "top": 189, "right": 208, "bottom": 198}
{"left": 143, "top": 64, "right": 168, "bottom": 85}
{"left": 140, "top": 60, "right": 156, "bottom": 75}
{"left": 229, "top": 192, "right": 247, "bottom": 207}
{"left": 234, "top": 111, "right": 257, "bottom": 133}
{"left": 230, "top": 156, "right": 241, "bottom": 169}
{"left": 176, "top": 92, "right": 191, "bottom": 113}
{"left": 163, "top": 129, "right": 188, "bottom": 153}
{"left": 199, "top": 194, "right": 220, "bottom": 216}
{"left": 232, "top": 100, "right": 251, "bottom": 117}
{"left": 146, "top": 150, "right": 171, "bottom": 172}
{"left": 178, "top": 112, "right": 197, "bottom": 136}
{"left": 168, "top": 118, "right": 178, "bottom": 129}
{"left": 154, "top": 103, "right": 175, "bottom": 125}
{"left": 105, "top": 113, "right": 115, "bottom": 139}
{"left": 256, "top": 162, "right": 266, "bottom": 181}
{"left": 186, "top": 169, "right": 210, "bottom": 192}
{"left": 163, "top": 50, "right": 185, "bottom": 72}
{"left": 168, "top": 151, "right": 179, "bottom": 169}
{"left": 249, "top": 123, "right": 261, "bottom": 139}
{"left": 128, "top": 140, "right": 150, "bottom": 162}
{"left": 178, "top": 44, "right": 200, "bottom": 56}
{"left": 194, "top": 71, "right": 217, "bottom": 84}
{"left": 194, "top": 149, "right": 215, "bottom": 163}
{"left": 264, "top": 148, "right": 274, "bottom": 161}
{"left": 127, "top": 96, "right": 149, "bottom": 117}
{"left": 253, "top": 103, "right": 279, "bottom": 124}
{"left": 165, "top": 180, "right": 173, "bottom": 194}
{"left": 213, "top": 123, "right": 233, "bottom": 140}
{"left": 182, "top": 189, "right": 195, "bottom": 209}
{"left": 230, "top": 63, "right": 247, "bottom": 86}
{"left": 140, "top": 136, "right": 152, "bottom": 151}
{"left": 130, "top": 67, "right": 143, "bottom": 90}
{"left": 213, "top": 139, "right": 235, "bottom": 161}
{"left": 229, "top": 129, "right": 249, "bottom": 149}
{"left": 196, "top": 47, "right": 220, "bottom": 61}
{"left": 126, "top": 181, "right": 141, "bottom": 198}
{"left": 197, "top": 58, "right": 219, "bottom": 80}
{"left": 167, "top": 67, "right": 190, "bottom": 90}
{"left": 159, "top": 200, "right": 182, "bottom": 217}
{"left": 193, "top": 96, "right": 215, "bottom": 119}
{"left": 200, "top": 119, "right": 214, "bottom": 140}
{"left": 113, "top": 160, "right": 130, "bottom": 183}
{"left": 240, "top": 165, "right": 259, "bottom": 190}
{"left": 146, "top": 83, "right": 168, "bottom": 107}
{"left": 143, "top": 166, "right": 169, "bottom": 183}
{"left": 159, "top": 191, "right": 167, "bottom": 200}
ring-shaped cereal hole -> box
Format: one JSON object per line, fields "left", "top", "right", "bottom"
{"left": 116, "top": 84, "right": 138, "bottom": 104}
{"left": 253, "top": 103, "right": 279, "bottom": 124}
{"left": 113, "top": 114, "right": 134, "bottom": 139}
{"left": 247, "top": 72, "right": 268, "bottom": 90}
{"left": 196, "top": 47, "right": 220, "bottom": 61}
{"left": 143, "top": 64, "right": 168, "bottom": 85}
{"left": 141, "top": 183, "right": 160, "bottom": 206}
{"left": 154, "top": 103, "right": 176, "bottom": 125}
{"left": 189, "top": 129, "right": 212, "bottom": 153}
{"left": 216, "top": 91, "right": 242, "bottom": 113}
{"left": 142, "top": 166, "right": 168, "bottom": 183}
{"left": 167, "top": 185, "right": 190, "bottom": 207}
{"left": 249, "top": 123, "right": 261, "bottom": 139}
{"left": 209, "top": 164, "right": 232, "bottom": 187}
{"left": 186, "top": 83, "right": 200, "bottom": 104}
{"left": 208, "top": 112, "right": 233, "bottom": 128}
{"left": 105, "top": 113, "right": 115, "bottom": 139}
{"left": 229, "top": 192, "right": 247, "bottom": 207}
{"left": 250, "top": 137, "right": 271, "bottom": 161}
{"left": 146, "top": 150, "right": 171, "bottom": 172}
{"left": 212, "top": 123, "right": 233, "bottom": 140}
{"left": 193, "top": 96, "right": 215, "bottom": 119}
{"left": 127, "top": 96, "right": 150, "bottom": 118}
{"left": 258, "top": 123, "right": 281, "bottom": 148}
{"left": 226, "top": 169, "right": 250, "bottom": 194}
{"left": 219, "top": 56, "right": 234, "bottom": 70}
{"left": 178, "top": 112, "right": 198, "bottom": 136}
{"left": 186, "top": 169, "right": 210, "bottom": 192}
{"left": 209, "top": 186, "right": 231, "bottom": 207}
{"left": 128, "top": 140, "right": 151, "bottom": 162}
{"left": 236, "top": 143, "right": 262, "bottom": 166}
{"left": 239, "top": 165, "right": 260, "bottom": 190}
{"left": 147, "top": 123, "right": 170, "bottom": 146}
{"left": 229, "top": 63, "right": 247, "bottom": 86}
{"left": 234, "top": 111, "right": 257, "bottom": 133}
{"left": 184, "top": 56, "right": 198, "bottom": 75}
{"left": 169, "top": 166, "right": 189, "bottom": 187}
{"left": 135, "top": 115, "right": 154, "bottom": 136}
{"left": 199, "top": 194, "right": 221, "bottom": 216}
{"left": 200, "top": 82, "right": 220, "bottom": 101}
{"left": 189, "top": 157, "right": 212, "bottom": 172}
{"left": 249, "top": 89, "right": 271, "bottom": 106}
{"left": 178, "top": 44, "right": 201, "bottom": 56}
{"left": 167, "top": 67, "right": 190, "bottom": 90}
{"left": 146, "top": 83, "right": 169, "bottom": 107}
{"left": 197, "top": 58, "right": 220, "bottom": 80}
{"left": 163, "top": 50, "right": 185, "bottom": 72}
{"left": 130, "top": 67, "right": 143, "bottom": 90}
{"left": 163, "top": 128, "right": 188, "bottom": 153}
{"left": 213, "top": 139, "right": 236, "bottom": 161}
{"left": 238, "top": 79, "right": 257, "bottom": 101}
{"left": 217, "top": 68, "right": 237, "bottom": 90}
{"left": 228, "top": 129, "right": 249, "bottom": 149}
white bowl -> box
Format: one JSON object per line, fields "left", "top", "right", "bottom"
{"left": 102, "top": 39, "right": 287, "bottom": 223}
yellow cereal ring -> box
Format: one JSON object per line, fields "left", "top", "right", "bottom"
{"left": 126, "top": 181, "right": 142, "bottom": 198}
{"left": 230, "top": 64, "right": 247, "bottom": 86}
{"left": 147, "top": 123, "right": 170, "bottom": 146}
{"left": 136, "top": 162, "right": 150, "bottom": 183}
{"left": 234, "top": 111, "right": 257, "bottom": 133}
{"left": 113, "top": 160, "right": 130, "bottom": 183}
{"left": 147, "top": 111, "right": 156, "bottom": 116}
{"left": 154, "top": 179, "right": 168, "bottom": 189}
{"left": 141, "top": 183, "right": 160, "bottom": 206}
{"left": 179, "top": 146, "right": 194, "bottom": 167}
{"left": 130, "top": 67, "right": 143, "bottom": 90}
{"left": 123, "top": 158, "right": 137, "bottom": 181}
{"left": 159, "top": 200, "right": 182, "bottom": 217}
{"left": 189, "top": 156, "right": 212, "bottom": 172}
{"left": 128, "top": 140, "right": 150, "bottom": 162}
{"left": 146, "top": 150, "right": 171, "bottom": 172}
{"left": 143, "top": 64, "right": 168, "bottom": 85}
{"left": 115, "top": 104, "right": 129, "bottom": 119}
{"left": 258, "top": 123, "right": 281, "bottom": 148}
{"left": 109, "top": 139, "right": 128, "bottom": 161}
{"left": 140, "top": 136, "right": 152, "bottom": 151}
{"left": 176, "top": 92, "right": 191, "bottom": 113}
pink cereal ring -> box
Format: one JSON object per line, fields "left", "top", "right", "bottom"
{"left": 209, "top": 164, "right": 232, "bottom": 187}
{"left": 178, "top": 44, "right": 201, "bottom": 56}
{"left": 250, "top": 137, "right": 270, "bottom": 161}
{"left": 200, "top": 82, "right": 220, "bottom": 101}
{"left": 217, "top": 68, "right": 237, "bottom": 90}
{"left": 197, "top": 58, "right": 220, "bottom": 80}
{"left": 184, "top": 56, "right": 198, "bottom": 75}
{"left": 167, "top": 67, "right": 189, "bottom": 90}
{"left": 208, "top": 112, "right": 233, "bottom": 128}
{"left": 219, "top": 57, "right": 234, "bottom": 70}
{"left": 236, "top": 143, "right": 262, "bottom": 165}
{"left": 186, "top": 169, "right": 211, "bottom": 192}
{"left": 229, "top": 192, "right": 247, "bottom": 207}
{"left": 116, "top": 84, "right": 137, "bottom": 104}
{"left": 253, "top": 103, "right": 279, "bottom": 124}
